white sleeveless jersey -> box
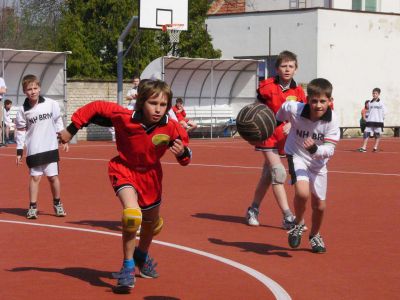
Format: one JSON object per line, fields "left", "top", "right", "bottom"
{"left": 276, "top": 101, "right": 340, "bottom": 172}
{"left": 15, "top": 96, "right": 64, "bottom": 168}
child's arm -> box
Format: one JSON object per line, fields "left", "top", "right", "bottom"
{"left": 170, "top": 124, "right": 191, "bottom": 166}
{"left": 304, "top": 120, "right": 340, "bottom": 159}
{"left": 15, "top": 109, "right": 26, "bottom": 165}
{"left": 276, "top": 101, "right": 295, "bottom": 123}
{"left": 59, "top": 101, "right": 118, "bottom": 143}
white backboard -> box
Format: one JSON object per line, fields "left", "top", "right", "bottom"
{"left": 139, "top": 0, "right": 188, "bottom": 30}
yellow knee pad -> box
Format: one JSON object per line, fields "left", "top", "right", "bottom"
{"left": 122, "top": 208, "right": 142, "bottom": 233}
{"left": 139, "top": 216, "right": 164, "bottom": 237}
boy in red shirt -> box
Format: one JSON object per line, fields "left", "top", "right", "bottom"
{"left": 172, "top": 97, "right": 197, "bottom": 132}
{"left": 58, "top": 80, "right": 191, "bottom": 293}
{"left": 246, "top": 50, "right": 306, "bottom": 229}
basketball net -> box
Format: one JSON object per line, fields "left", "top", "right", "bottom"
{"left": 162, "top": 24, "right": 184, "bottom": 57}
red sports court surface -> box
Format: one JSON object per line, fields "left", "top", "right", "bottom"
{"left": 1, "top": 137, "right": 399, "bottom": 300}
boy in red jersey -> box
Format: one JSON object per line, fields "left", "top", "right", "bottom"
{"left": 58, "top": 80, "right": 191, "bottom": 293}
{"left": 172, "top": 97, "right": 197, "bottom": 132}
{"left": 246, "top": 50, "right": 306, "bottom": 229}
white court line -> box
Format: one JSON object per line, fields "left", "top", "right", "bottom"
{"left": 0, "top": 219, "right": 291, "bottom": 300}
{"left": 0, "top": 153, "right": 399, "bottom": 177}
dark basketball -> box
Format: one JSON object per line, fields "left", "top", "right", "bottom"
{"left": 236, "top": 103, "right": 276, "bottom": 142}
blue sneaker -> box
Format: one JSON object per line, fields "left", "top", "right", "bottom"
{"left": 134, "top": 251, "right": 159, "bottom": 278}
{"left": 112, "top": 267, "right": 135, "bottom": 293}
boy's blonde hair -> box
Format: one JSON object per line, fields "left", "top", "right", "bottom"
{"left": 22, "top": 74, "right": 40, "bottom": 92}
{"left": 135, "top": 80, "right": 173, "bottom": 112}
{"left": 307, "top": 78, "right": 333, "bottom": 98}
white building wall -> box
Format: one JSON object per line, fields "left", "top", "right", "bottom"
{"left": 206, "top": 8, "right": 400, "bottom": 127}
{"left": 244, "top": 0, "right": 400, "bottom": 13}
{"left": 206, "top": 10, "right": 319, "bottom": 83}
{"left": 316, "top": 9, "right": 400, "bottom": 126}
{"left": 381, "top": 1, "right": 400, "bottom": 13}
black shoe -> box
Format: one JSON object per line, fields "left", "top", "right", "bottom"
{"left": 309, "top": 233, "right": 326, "bottom": 253}
{"left": 372, "top": 148, "right": 378, "bottom": 152}
{"left": 288, "top": 224, "right": 305, "bottom": 248}
{"left": 358, "top": 148, "right": 367, "bottom": 153}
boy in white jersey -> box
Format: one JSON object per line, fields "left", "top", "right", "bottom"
{"left": 15, "top": 74, "right": 69, "bottom": 219}
{"left": 276, "top": 78, "right": 340, "bottom": 253}
{"left": 358, "top": 88, "right": 386, "bottom": 152}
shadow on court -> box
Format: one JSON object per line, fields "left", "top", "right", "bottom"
{"left": 192, "top": 212, "right": 282, "bottom": 230}
{"left": 68, "top": 220, "right": 121, "bottom": 232}
{"left": 8, "top": 266, "right": 114, "bottom": 288}
{"left": 0, "top": 207, "right": 27, "bottom": 217}
{"left": 208, "top": 237, "right": 297, "bottom": 257}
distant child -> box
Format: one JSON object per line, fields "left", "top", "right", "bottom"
{"left": 4, "top": 99, "right": 16, "bottom": 144}
{"left": 246, "top": 50, "right": 306, "bottom": 229}
{"left": 276, "top": 78, "right": 340, "bottom": 253}
{"left": 15, "top": 74, "right": 68, "bottom": 219}
{"left": 358, "top": 88, "right": 386, "bottom": 152}
{"left": 359, "top": 100, "right": 370, "bottom": 134}
{"left": 58, "top": 80, "right": 192, "bottom": 293}
{"left": 172, "top": 98, "right": 197, "bottom": 132}
{"left": 126, "top": 75, "right": 140, "bottom": 109}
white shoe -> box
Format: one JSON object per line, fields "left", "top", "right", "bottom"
{"left": 27, "top": 207, "right": 38, "bottom": 219}
{"left": 246, "top": 207, "right": 260, "bottom": 226}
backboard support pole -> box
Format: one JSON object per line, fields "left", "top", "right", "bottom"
{"left": 117, "top": 16, "right": 138, "bottom": 105}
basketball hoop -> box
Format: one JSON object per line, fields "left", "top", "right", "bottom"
{"left": 162, "top": 24, "right": 184, "bottom": 56}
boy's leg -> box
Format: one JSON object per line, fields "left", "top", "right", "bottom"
{"left": 309, "top": 193, "right": 327, "bottom": 253}
{"left": 359, "top": 130, "right": 370, "bottom": 151}
{"left": 310, "top": 194, "right": 326, "bottom": 237}
{"left": 48, "top": 175, "right": 61, "bottom": 199}
{"left": 247, "top": 154, "right": 271, "bottom": 226}
{"left": 267, "top": 151, "right": 294, "bottom": 228}
{"left": 29, "top": 175, "right": 41, "bottom": 203}
{"left": 308, "top": 173, "right": 327, "bottom": 253}
{"left": 5, "top": 125, "right": 10, "bottom": 142}
{"left": 46, "top": 163, "right": 66, "bottom": 217}
{"left": 287, "top": 180, "right": 308, "bottom": 248}
{"left": 27, "top": 175, "right": 41, "bottom": 219}
{"left": 247, "top": 151, "right": 293, "bottom": 227}
{"left": 134, "top": 205, "right": 160, "bottom": 278}
{"left": 372, "top": 131, "right": 381, "bottom": 151}
{"left": 113, "top": 187, "right": 140, "bottom": 292}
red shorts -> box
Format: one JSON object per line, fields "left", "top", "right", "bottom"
{"left": 108, "top": 156, "right": 163, "bottom": 210}
{"left": 255, "top": 123, "right": 287, "bottom": 155}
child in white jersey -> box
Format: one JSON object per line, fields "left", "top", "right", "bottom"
{"left": 15, "top": 74, "right": 69, "bottom": 219}
{"left": 276, "top": 78, "right": 340, "bottom": 253}
{"left": 358, "top": 88, "right": 386, "bottom": 152}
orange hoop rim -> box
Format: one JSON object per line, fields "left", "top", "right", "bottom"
{"left": 161, "top": 23, "right": 185, "bottom": 32}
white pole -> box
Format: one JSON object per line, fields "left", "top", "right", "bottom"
{"left": 0, "top": 51, "right": 5, "bottom": 146}
{"left": 210, "top": 60, "right": 214, "bottom": 139}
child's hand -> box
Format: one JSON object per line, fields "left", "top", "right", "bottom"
{"left": 169, "top": 139, "right": 184, "bottom": 157}
{"left": 16, "top": 155, "right": 22, "bottom": 166}
{"left": 283, "top": 122, "right": 291, "bottom": 135}
{"left": 62, "top": 143, "right": 69, "bottom": 152}
{"left": 58, "top": 129, "right": 72, "bottom": 144}
{"left": 303, "top": 137, "right": 315, "bottom": 150}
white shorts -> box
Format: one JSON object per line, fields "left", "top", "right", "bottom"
{"left": 287, "top": 155, "right": 327, "bottom": 200}
{"left": 364, "top": 126, "right": 382, "bottom": 135}
{"left": 30, "top": 162, "right": 59, "bottom": 176}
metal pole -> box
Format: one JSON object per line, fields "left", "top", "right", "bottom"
{"left": 0, "top": 51, "right": 5, "bottom": 146}
{"left": 210, "top": 60, "right": 214, "bottom": 139}
{"left": 117, "top": 16, "right": 138, "bottom": 105}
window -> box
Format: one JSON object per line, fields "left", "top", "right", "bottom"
{"left": 352, "top": 0, "right": 362, "bottom": 11}
{"left": 352, "top": 0, "right": 377, "bottom": 12}
{"left": 365, "top": 0, "right": 377, "bottom": 11}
